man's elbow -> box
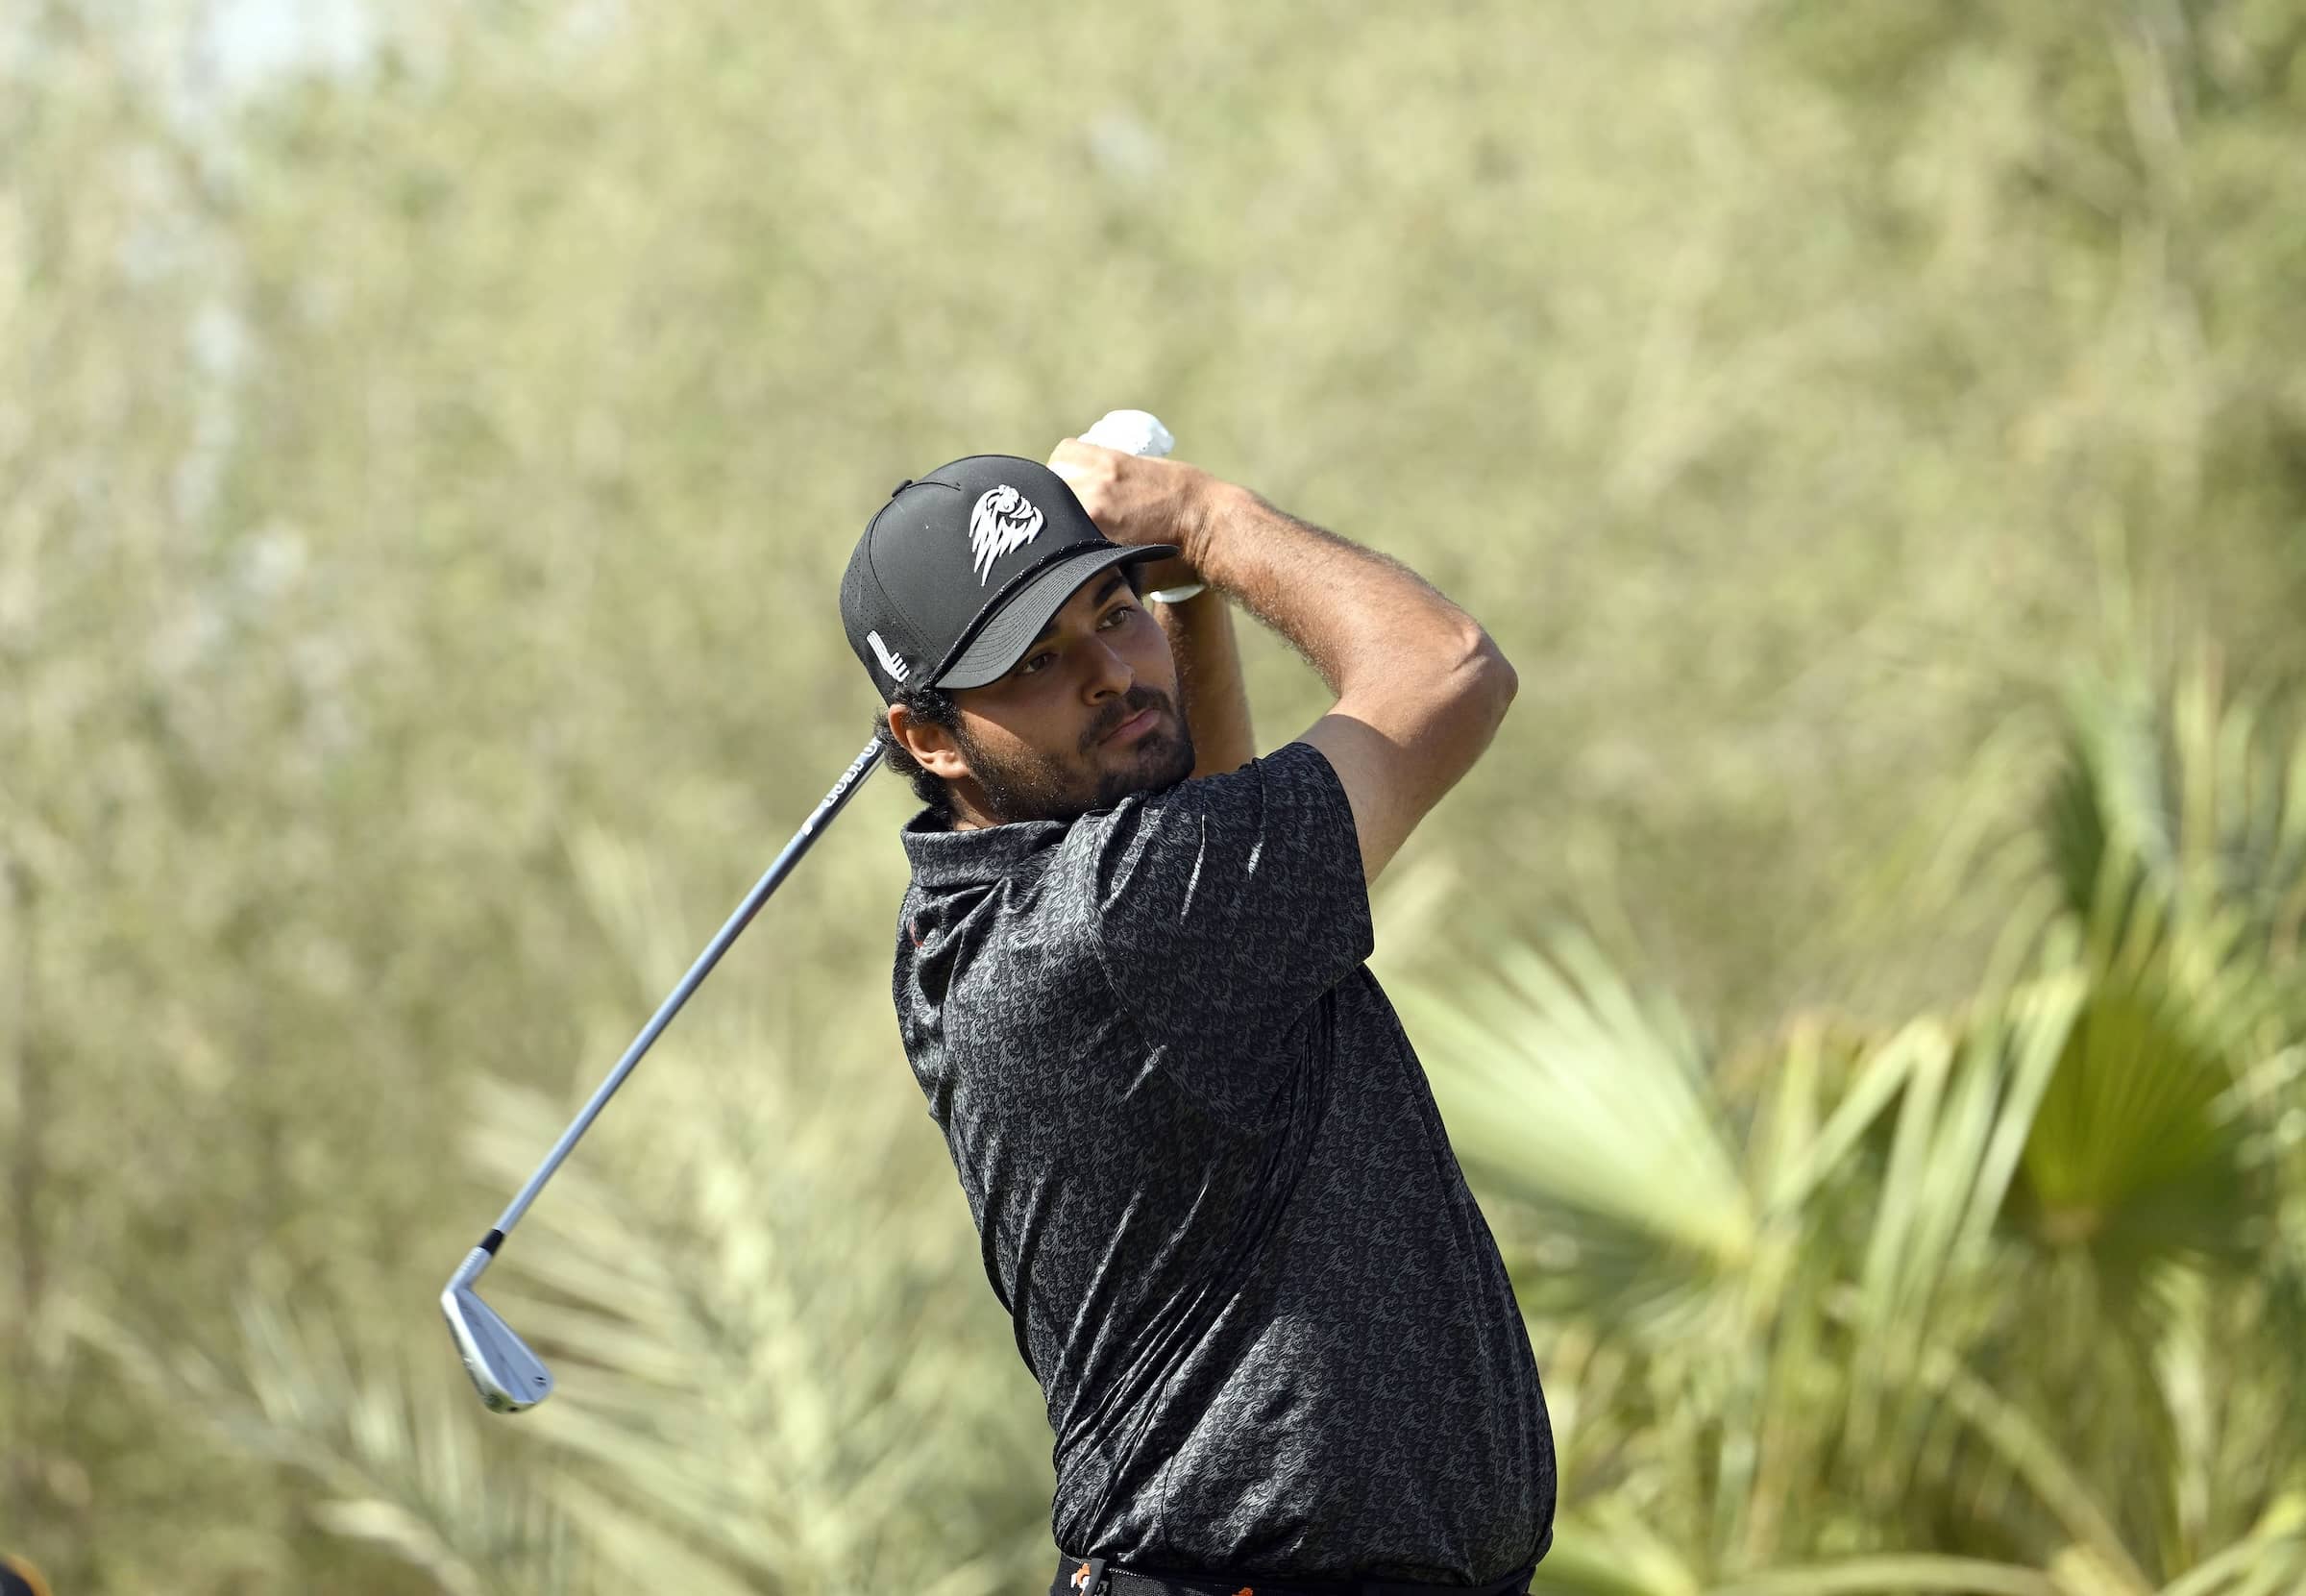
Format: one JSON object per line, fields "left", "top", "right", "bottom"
{"left": 1445, "top": 626, "right": 1517, "bottom": 732}
{"left": 1474, "top": 631, "right": 1518, "bottom": 722}
{"left": 1339, "top": 622, "right": 1517, "bottom": 757}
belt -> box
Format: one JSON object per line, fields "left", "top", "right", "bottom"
{"left": 1050, "top": 1553, "right": 1538, "bottom": 1596}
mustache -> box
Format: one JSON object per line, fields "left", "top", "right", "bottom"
{"left": 1081, "top": 684, "right": 1173, "bottom": 751}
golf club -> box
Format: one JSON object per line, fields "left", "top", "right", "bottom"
{"left": 441, "top": 736, "right": 880, "bottom": 1411}
{"left": 443, "top": 409, "right": 1175, "bottom": 1412}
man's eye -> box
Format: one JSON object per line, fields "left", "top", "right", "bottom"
{"left": 1017, "top": 651, "right": 1054, "bottom": 677}
{"left": 1099, "top": 605, "right": 1134, "bottom": 628}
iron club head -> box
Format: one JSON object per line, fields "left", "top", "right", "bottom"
{"left": 441, "top": 1245, "right": 554, "bottom": 1412}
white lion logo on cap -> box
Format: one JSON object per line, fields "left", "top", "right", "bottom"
{"left": 968, "top": 485, "right": 1043, "bottom": 585}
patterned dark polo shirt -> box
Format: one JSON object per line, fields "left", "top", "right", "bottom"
{"left": 892, "top": 740, "right": 1553, "bottom": 1584}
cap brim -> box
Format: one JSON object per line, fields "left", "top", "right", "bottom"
{"left": 934, "top": 541, "right": 1181, "bottom": 690}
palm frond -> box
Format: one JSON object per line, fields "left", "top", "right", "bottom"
{"left": 70, "top": 1293, "right": 587, "bottom": 1596}
{"left": 2042, "top": 656, "right": 2306, "bottom": 975}
{"left": 460, "top": 1043, "right": 1049, "bottom": 1596}
{"left": 1528, "top": 1510, "right": 1699, "bottom": 1596}
{"left": 1924, "top": 1352, "right": 2152, "bottom": 1592}
{"left": 1406, "top": 929, "right": 1754, "bottom": 1326}
{"left": 1708, "top": 1556, "right": 2063, "bottom": 1596}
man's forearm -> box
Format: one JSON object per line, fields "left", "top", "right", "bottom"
{"left": 1173, "top": 480, "right": 1515, "bottom": 880}
{"left": 1154, "top": 590, "right": 1255, "bottom": 775}
{"left": 1181, "top": 484, "right": 1495, "bottom": 698}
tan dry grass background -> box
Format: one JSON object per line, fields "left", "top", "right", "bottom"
{"left": 5, "top": 1, "right": 2306, "bottom": 1591}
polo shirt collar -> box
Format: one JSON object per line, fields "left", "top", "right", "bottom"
{"left": 899, "top": 807, "right": 1067, "bottom": 890}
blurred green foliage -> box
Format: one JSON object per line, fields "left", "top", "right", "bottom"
{"left": 5, "top": 0, "right": 2305, "bottom": 1590}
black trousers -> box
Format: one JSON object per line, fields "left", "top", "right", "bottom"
{"left": 1050, "top": 1551, "right": 1539, "bottom": 1596}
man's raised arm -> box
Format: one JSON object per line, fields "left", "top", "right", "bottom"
{"left": 1048, "top": 442, "right": 1516, "bottom": 884}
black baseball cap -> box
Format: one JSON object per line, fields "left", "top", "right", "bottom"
{"left": 840, "top": 454, "right": 1178, "bottom": 702}
{"left": 1, "top": 1553, "right": 52, "bottom": 1596}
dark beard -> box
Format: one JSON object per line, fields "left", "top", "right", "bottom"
{"left": 956, "top": 684, "right": 1197, "bottom": 824}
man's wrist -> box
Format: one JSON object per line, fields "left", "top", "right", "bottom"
{"left": 1177, "top": 479, "right": 1242, "bottom": 575}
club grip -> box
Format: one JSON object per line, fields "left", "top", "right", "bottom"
{"left": 1080, "top": 408, "right": 1173, "bottom": 459}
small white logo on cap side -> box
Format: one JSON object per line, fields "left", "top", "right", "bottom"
{"left": 968, "top": 486, "right": 1044, "bottom": 585}
{"left": 867, "top": 630, "right": 911, "bottom": 682}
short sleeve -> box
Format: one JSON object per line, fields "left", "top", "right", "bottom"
{"left": 1067, "top": 741, "right": 1375, "bottom": 1099}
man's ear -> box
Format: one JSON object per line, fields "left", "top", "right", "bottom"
{"left": 888, "top": 703, "right": 971, "bottom": 781}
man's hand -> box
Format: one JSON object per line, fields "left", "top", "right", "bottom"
{"left": 1049, "top": 435, "right": 1253, "bottom": 774}
{"left": 1046, "top": 438, "right": 1214, "bottom": 593}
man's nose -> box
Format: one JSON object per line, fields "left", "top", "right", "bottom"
{"left": 1082, "top": 638, "right": 1134, "bottom": 700}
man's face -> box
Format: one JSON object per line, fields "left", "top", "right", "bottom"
{"left": 932, "top": 569, "right": 1195, "bottom": 824}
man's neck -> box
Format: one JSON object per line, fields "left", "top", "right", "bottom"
{"left": 944, "top": 782, "right": 1000, "bottom": 832}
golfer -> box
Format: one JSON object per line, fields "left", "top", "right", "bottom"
{"left": 839, "top": 439, "right": 1554, "bottom": 1595}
